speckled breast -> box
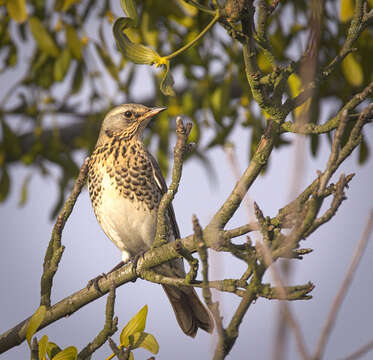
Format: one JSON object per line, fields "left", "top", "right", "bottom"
{"left": 87, "top": 138, "right": 162, "bottom": 255}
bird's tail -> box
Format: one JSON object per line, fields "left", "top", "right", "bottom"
{"left": 162, "top": 284, "right": 214, "bottom": 337}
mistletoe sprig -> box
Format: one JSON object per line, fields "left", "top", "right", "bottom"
{"left": 113, "top": 0, "right": 220, "bottom": 95}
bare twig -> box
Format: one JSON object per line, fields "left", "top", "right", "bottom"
{"left": 223, "top": 222, "right": 259, "bottom": 238}
{"left": 318, "top": 110, "right": 349, "bottom": 196}
{"left": 108, "top": 338, "right": 129, "bottom": 360}
{"left": 40, "top": 157, "right": 90, "bottom": 307}
{"left": 78, "top": 284, "right": 118, "bottom": 360}
{"left": 313, "top": 209, "right": 373, "bottom": 360}
{"left": 254, "top": 202, "right": 311, "bottom": 360}
{"left": 153, "top": 117, "right": 192, "bottom": 247}
{"left": 193, "top": 215, "right": 224, "bottom": 339}
{"left": 340, "top": 339, "right": 373, "bottom": 360}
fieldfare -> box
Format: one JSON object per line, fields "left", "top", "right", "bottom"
{"left": 87, "top": 103, "right": 213, "bottom": 337}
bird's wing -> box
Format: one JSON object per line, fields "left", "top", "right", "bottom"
{"left": 148, "top": 152, "right": 181, "bottom": 239}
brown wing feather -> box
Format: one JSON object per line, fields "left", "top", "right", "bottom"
{"left": 148, "top": 152, "right": 181, "bottom": 239}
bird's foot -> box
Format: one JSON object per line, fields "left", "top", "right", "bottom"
{"left": 87, "top": 272, "right": 107, "bottom": 294}
{"left": 129, "top": 251, "right": 147, "bottom": 281}
{"left": 87, "top": 261, "right": 125, "bottom": 294}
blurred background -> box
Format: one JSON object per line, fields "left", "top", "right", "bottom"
{"left": 0, "top": 0, "right": 372, "bottom": 359}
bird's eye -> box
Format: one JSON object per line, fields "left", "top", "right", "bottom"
{"left": 124, "top": 111, "right": 133, "bottom": 118}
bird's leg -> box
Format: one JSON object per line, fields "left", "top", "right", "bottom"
{"left": 87, "top": 261, "right": 125, "bottom": 294}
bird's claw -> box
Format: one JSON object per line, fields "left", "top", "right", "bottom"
{"left": 87, "top": 273, "right": 107, "bottom": 294}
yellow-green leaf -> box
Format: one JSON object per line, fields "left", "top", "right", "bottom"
{"left": 54, "top": 48, "right": 71, "bottom": 81}
{"left": 160, "top": 62, "right": 175, "bottom": 96}
{"left": 130, "top": 332, "right": 159, "bottom": 354}
{"left": 342, "top": 53, "right": 363, "bottom": 87}
{"left": 6, "top": 0, "right": 27, "bottom": 23}
{"left": 29, "top": 17, "right": 59, "bottom": 57}
{"left": 18, "top": 173, "right": 32, "bottom": 206}
{"left": 113, "top": 18, "right": 160, "bottom": 65}
{"left": 288, "top": 73, "right": 311, "bottom": 117}
{"left": 340, "top": 0, "right": 354, "bottom": 22}
{"left": 65, "top": 24, "right": 83, "bottom": 60}
{"left": 62, "top": 0, "right": 81, "bottom": 11}
{"left": 129, "top": 351, "right": 134, "bottom": 360}
{"left": 257, "top": 52, "right": 273, "bottom": 73}
{"left": 120, "top": 305, "right": 148, "bottom": 346}
{"left": 120, "top": 0, "right": 138, "bottom": 24}
{"left": 38, "top": 335, "right": 48, "bottom": 360}
{"left": 46, "top": 342, "right": 61, "bottom": 359}
{"left": 0, "top": 167, "right": 10, "bottom": 202}
{"left": 95, "top": 44, "right": 119, "bottom": 80}
{"left": 52, "top": 346, "right": 77, "bottom": 360}
{"left": 26, "top": 305, "right": 47, "bottom": 347}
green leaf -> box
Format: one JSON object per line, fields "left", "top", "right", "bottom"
{"left": 340, "top": 0, "right": 354, "bottom": 22}
{"left": 71, "top": 63, "right": 84, "bottom": 94}
{"left": 26, "top": 305, "right": 47, "bottom": 347}
{"left": 120, "top": 0, "right": 138, "bottom": 24}
{"left": 95, "top": 44, "right": 119, "bottom": 80}
{"left": 0, "top": 167, "right": 10, "bottom": 202}
{"left": 129, "top": 351, "right": 134, "bottom": 360}
{"left": 160, "top": 62, "right": 175, "bottom": 96}
{"left": 65, "top": 24, "right": 83, "bottom": 60}
{"left": 54, "top": 48, "right": 71, "bottom": 81}
{"left": 62, "top": 0, "right": 81, "bottom": 12}
{"left": 51, "top": 346, "right": 78, "bottom": 360}
{"left": 113, "top": 18, "right": 160, "bottom": 65}
{"left": 6, "top": 0, "right": 27, "bottom": 23}
{"left": 46, "top": 342, "right": 61, "bottom": 359}
{"left": 120, "top": 305, "right": 148, "bottom": 347}
{"left": 288, "top": 73, "right": 311, "bottom": 117}
{"left": 130, "top": 332, "right": 159, "bottom": 354}
{"left": 38, "top": 335, "right": 48, "bottom": 360}
{"left": 342, "top": 53, "right": 363, "bottom": 87}
{"left": 359, "top": 136, "right": 369, "bottom": 164}
{"left": 29, "top": 17, "right": 59, "bottom": 57}
{"left": 18, "top": 173, "right": 32, "bottom": 207}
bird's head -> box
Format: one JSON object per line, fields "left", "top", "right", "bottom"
{"left": 96, "top": 103, "right": 166, "bottom": 146}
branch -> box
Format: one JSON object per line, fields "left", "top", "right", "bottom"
{"left": 282, "top": 0, "right": 373, "bottom": 117}
{"left": 341, "top": 339, "right": 373, "bottom": 360}
{"left": 313, "top": 209, "right": 373, "bottom": 360}
{"left": 192, "top": 215, "right": 225, "bottom": 354}
{"left": 40, "top": 157, "right": 90, "bottom": 307}
{"left": 255, "top": 203, "right": 310, "bottom": 360}
{"left": 318, "top": 110, "right": 349, "bottom": 195}
{"left": 206, "top": 121, "right": 277, "bottom": 242}
{"left": 78, "top": 284, "right": 118, "bottom": 360}
{"left": 153, "top": 117, "right": 192, "bottom": 246}
{"left": 281, "top": 80, "right": 373, "bottom": 135}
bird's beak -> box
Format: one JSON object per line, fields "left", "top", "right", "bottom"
{"left": 143, "top": 107, "right": 167, "bottom": 120}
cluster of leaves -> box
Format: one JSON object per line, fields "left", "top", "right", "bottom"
{"left": 26, "top": 305, "right": 78, "bottom": 360}
{"left": 106, "top": 305, "right": 159, "bottom": 360}
{"left": 0, "top": 0, "right": 372, "bottom": 215}
{"left": 25, "top": 304, "right": 158, "bottom": 360}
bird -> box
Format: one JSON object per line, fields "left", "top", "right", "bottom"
{"left": 87, "top": 103, "right": 214, "bottom": 337}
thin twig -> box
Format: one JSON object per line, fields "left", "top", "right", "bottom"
{"left": 313, "top": 209, "right": 373, "bottom": 360}
{"left": 340, "top": 339, "right": 373, "bottom": 360}
{"left": 40, "top": 157, "right": 90, "bottom": 307}
{"left": 193, "top": 215, "right": 224, "bottom": 338}
{"left": 318, "top": 110, "right": 349, "bottom": 196}
{"left": 154, "top": 117, "right": 192, "bottom": 247}
{"left": 254, "top": 201, "right": 311, "bottom": 360}
{"left": 78, "top": 284, "right": 118, "bottom": 360}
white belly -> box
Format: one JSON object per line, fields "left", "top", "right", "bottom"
{"left": 94, "top": 172, "right": 157, "bottom": 262}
